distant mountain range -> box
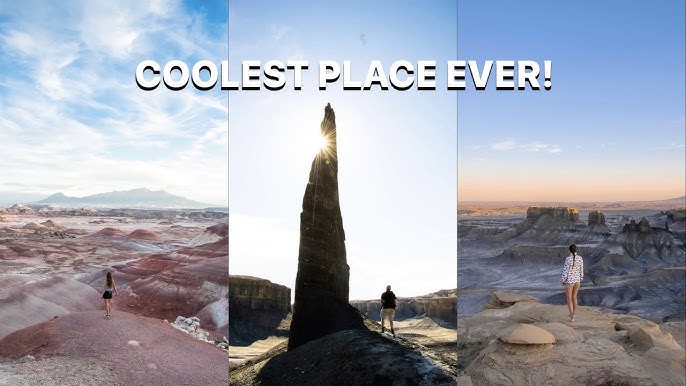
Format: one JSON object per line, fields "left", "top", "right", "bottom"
{"left": 25, "top": 188, "right": 220, "bottom": 209}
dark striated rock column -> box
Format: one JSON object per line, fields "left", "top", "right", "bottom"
{"left": 588, "top": 211, "right": 606, "bottom": 226}
{"left": 288, "top": 103, "right": 364, "bottom": 350}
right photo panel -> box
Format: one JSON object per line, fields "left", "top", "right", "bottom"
{"left": 457, "top": 2, "right": 686, "bottom": 385}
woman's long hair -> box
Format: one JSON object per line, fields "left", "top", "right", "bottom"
{"left": 569, "top": 244, "right": 577, "bottom": 268}
{"left": 106, "top": 271, "right": 113, "bottom": 288}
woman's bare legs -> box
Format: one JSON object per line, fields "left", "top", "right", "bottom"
{"left": 565, "top": 286, "right": 574, "bottom": 321}
{"left": 571, "top": 284, "right": 580, "bottom": 321}
{"left": 104, "top": 299, "right": 111, "bottom": 316}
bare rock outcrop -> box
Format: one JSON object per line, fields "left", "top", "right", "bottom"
{"left": 526, "top": 206, "right": 579, "bottom": 222}
{"left": 188, "top": 222, "right": 228, "bottom": 247}
{"left": 667, "top": 208, "right": 686, "bottom": 223}
{"left": 622, "top": 217, "right": 653, "bottom": 233}
{"left": 484, "top": 291, "right": 539, "bottom": 309}
{"left": 229, "top": 275, "right": 291, "bottom": 345}
{"left": 588, "top": 210, "right": 606, "bottom": 226}
{"left": 288, "top": 104, "right": 364, "bottom": 350}
{"left": 127, "top": 229, "right": 158, "bottom": 240}
{"left": 459, "top": 291, "right": 686, "bottom": 386}
{"left": 39, "top": 219, "right": 63, "bottom": 229}
{"left": 231, "top": 324, "right": 458, "bottom": 385}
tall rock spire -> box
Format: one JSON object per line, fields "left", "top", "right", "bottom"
{"left": 288, "top": 103, "right": 364, "bottom": 350}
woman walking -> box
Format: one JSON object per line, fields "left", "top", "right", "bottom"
{"left": 102, "top": 271, "right": 119, "bottom": 318}
{"left": 560, "top": 244, "right": 583, "bottom": 322}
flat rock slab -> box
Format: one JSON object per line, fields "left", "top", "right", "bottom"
{"left": 492, "top": 291, "right": 539, "bottom": 305}
{"left": 467, "top": 338, "right": 658, "bottom": 386}
{"left": 534, "top": 322, "right": 585, "bottom": 344}
{"left": 498, "top": 323, "right": 555, "bottom": 344}
{"left": 509, "top": 304, "right": 615, "bottom": 331}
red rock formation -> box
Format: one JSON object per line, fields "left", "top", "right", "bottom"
{"left": 92, "top": 227, "right": 126, "bottom": 237}
{"left": 39, "top": 219, "right": 63, "bottom": 229}
{"left": 128, "top": 229, "right": 158, "bottom": 239}
{"left": 113, "top": 226, "right": 228, "bottom": 335}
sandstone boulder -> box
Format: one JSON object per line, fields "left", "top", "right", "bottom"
{"left": 498, "top": 323, "right": 555, "bottom": 344}
{"left": 629, "top": 325, "right": 683, "bottom": 351}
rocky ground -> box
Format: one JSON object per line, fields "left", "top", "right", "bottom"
{"left": 0, "top": 310, "right": 227, "bottom": 385}
{"left": 229, "top": 312, "right": 457, "bottom": 370}
{"left": 458, "top": 292, "right": 685, "bottom": 386}
{"left": 230, "top": 317, "right": 458, "bottom": 385}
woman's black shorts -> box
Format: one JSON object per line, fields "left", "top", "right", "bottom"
{"left": 103, "top": 290, "right": 112, "bottom": 299}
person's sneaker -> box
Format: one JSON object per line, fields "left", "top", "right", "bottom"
{"left": 381, "top": 327, "right": 385, "bottom": 333}
{"left": 391, "top": 329, "right": 395, "bottom": 336}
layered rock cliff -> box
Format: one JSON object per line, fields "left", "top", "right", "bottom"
{"left": 351, "top": 289, "right": 456, "bottom": 327}
{"left": 526, "top": 206, "right": 579, "bottom": 222}
{"left": 229, "top": 275, "right": 291, "bottom": 345}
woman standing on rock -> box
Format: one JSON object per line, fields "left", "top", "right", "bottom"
{"left": 561, "top": 244, "right": 583, "bottom": 322}
{"left": 102, "top": 271, "right": 119, "bottom": 318}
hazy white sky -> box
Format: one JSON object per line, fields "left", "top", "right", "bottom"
{"left": 458, "top": 1, "right": 685, "bottom": 202}
{"left": 228, "top": 1, "right": 458, "bottom": 300}
{"left": 0, "top": 1, "right": 228, "bottom": 205}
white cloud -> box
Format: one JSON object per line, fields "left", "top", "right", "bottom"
{"left": 491, "top": 139, "right": 516, "bottom": 150}
{"left": 654, "top": 142, "right": 685, "bottom": 150}
{"left": 491, "top": 139, "right": 561, "bottom": 153}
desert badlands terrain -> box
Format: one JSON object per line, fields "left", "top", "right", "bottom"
{"left": 0, "top": 204, "right": 228, "bottom": 385}
{"left": 457, "top": 199, "right": 685, "bottom": 385}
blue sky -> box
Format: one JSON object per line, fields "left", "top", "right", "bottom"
{"left": 228, "top": 1, "right": 458, "bottom": 300}
{"left": 0, "top": 1, "right": 228, "bottom": 205}
{"left": 458, "top": 1, "right": 685, "bottom": 201}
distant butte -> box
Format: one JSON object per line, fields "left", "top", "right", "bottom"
{"left": 288, "top": 103, "right": 364, "bottom": 350}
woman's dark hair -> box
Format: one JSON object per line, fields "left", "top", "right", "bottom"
{"left": 569, "top": 244, "right": 577, "bottom": 268}
{"left": 106, "top": 271, "right": 113, "bottom": 287}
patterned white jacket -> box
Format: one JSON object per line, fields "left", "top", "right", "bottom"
{"left": 561, "top": 253, "right": 584, "bottom": 284}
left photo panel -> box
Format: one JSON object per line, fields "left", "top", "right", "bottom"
{"left": 0, "top": 2, "right": 229, "bottom": 384}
